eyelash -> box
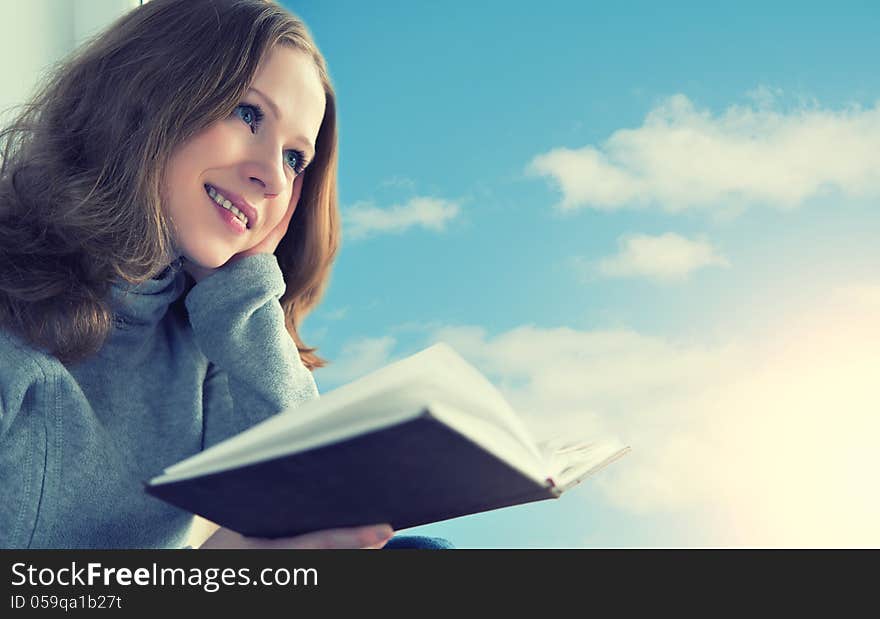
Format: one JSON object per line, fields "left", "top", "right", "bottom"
{"left": 234, "top": 103, "right": 309, "bottom": 175}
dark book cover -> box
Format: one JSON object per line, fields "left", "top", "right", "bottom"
{"left": 143, "top": 410, "right": 559, "bottom": 538}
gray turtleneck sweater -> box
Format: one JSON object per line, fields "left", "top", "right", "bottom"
{"left": 0, "top": 253, "right": 319, "bottom": 548}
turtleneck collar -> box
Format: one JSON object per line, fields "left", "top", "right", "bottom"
{"left": 109, "top": 257, "right": 189, "bottom": 328}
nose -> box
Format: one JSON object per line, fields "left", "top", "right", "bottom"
{"left": 242, "top": 146, "right": 287, "bottom": 198}
{"left": 255, "top": 183, "right": 278, "bottom": 199}
{"left": 250, "top": 176, "right": 286, "bottom": 200}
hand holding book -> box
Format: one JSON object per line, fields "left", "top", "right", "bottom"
{"left": 198, "top": 523, "right": 395, "bottom": 549}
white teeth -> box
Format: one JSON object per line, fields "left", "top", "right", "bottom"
{"left": 206, "top": 185, "right": 248, "bottom": 226}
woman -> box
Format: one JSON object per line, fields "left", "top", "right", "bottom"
{"left": 0, "top": 0, "right": 451, "bottom": 550}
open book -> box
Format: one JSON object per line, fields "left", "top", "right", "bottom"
{"left": 144, "top": 342, "right": 630, "bottom": 539}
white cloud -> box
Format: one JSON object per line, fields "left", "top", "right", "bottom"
{"left": 305, "top": 325, "right": 328, "bottom": 342}
{"left": 322, "top": 307, "right": 349, "bottom": 321}
{"left": 343, "top": 196, "right": 460, "bottom": 240}
{"left": 527, "top": 93, "right": 880, "bottom": 214}
{"left": 314, "top": 335, "right": 397, "bottom": 390}
{"left": 379, "top": 175, "right": 417, "bottom": 190}
{"left": 325, "top": 279, "right": 880, "bottom": 546}
{"left": 578, "top": 232, "right": 731, "bottom": 282}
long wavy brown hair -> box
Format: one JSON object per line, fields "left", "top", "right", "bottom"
{"left": 0, "top": 0, "right": 339, "bottom": 371}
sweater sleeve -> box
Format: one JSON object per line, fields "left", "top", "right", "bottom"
{"left": 0, "top": 335, "right": 63, "bottom": 550}
{"left": 0, "top": 373, "right": 45, "bottom": 549}
{"left": 183, "top": 253, "right": 320, "bottom": 450}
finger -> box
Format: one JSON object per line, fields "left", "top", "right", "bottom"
{"left": 284, "top": 196, "right": 298, "bottom": 221}
{"left": 273, "top": 202, "right": 296, "bottom": 240}
{"left": 365, "top": 538, "right": 392, "bottom": 550}
{"left": 256, "top": 201, "right": 296, "bottom": 252}
{"left": 266, "top": 525, "right": 393, "bottom": 550}
{"left": 287, "top": 528, "right": 384, "bottom": 550}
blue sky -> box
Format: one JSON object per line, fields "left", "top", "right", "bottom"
{"left": 286, "top": 1, "right": 880, "bottom": 547}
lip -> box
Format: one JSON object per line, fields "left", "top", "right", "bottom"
{"left": 203, "top": 183, "right": 258, "bottom": 229}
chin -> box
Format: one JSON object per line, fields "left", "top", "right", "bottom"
{"left": 181, "top": 243, "right": 235, "bottom": 270}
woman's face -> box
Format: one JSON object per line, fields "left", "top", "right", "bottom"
{"left": 163, "top": 45, "right": 326, "bottom": 269}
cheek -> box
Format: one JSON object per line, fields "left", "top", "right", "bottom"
{"left": 200, "top": 125, "right": 237, "bottom": 154}
{"left": 176, "top": 124, "right": 237, "bottom": 171}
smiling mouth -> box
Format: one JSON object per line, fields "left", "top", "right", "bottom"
{"left": 204, "top": 184, "right": 251, "bottom": 229}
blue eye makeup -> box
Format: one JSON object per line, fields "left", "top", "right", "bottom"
{"left": 234, "top": 103, "right": 309, "bottom": 175}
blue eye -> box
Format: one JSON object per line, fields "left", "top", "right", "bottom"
{"left": 234, "top": 103, "right": 308, "bottom": 175}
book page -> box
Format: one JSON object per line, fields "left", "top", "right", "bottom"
{"left": 158, "top": 342, "right": 543, "bottom": 479}
{"left": 160, "top": 389, "right": 438, "bottom": 479}
{"left": 552, "top": 443, "right": 632, "bottom": 492}
{"left": 325, "top": 342, "right": 541, "bottom": 460}
{"left": 151, "top": 400, "right": 552, "bottom": 487}
{"left": 537, "top": 436, "right": 604, "bottom": 471}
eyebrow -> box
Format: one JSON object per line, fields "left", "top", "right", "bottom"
{"left": 247, "top": 86, "right": 316, "bottom": 160}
